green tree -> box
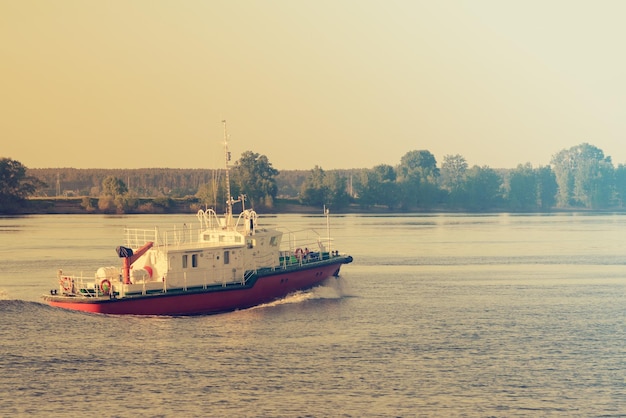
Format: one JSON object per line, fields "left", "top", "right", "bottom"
{"left": 99, "top": 176, "right": 132, "bottom": 213}
{"left": 102, "top": 176, "right": 128, "bottom": 196}
{"left": 232, "top": 151, "right": 279, "bottom": 209}
{"left": 614, "top": 164, "right": 626, "bottom": 208}
{"left": 550, "top": 143, "right": 613, "bottom": 208}
{"left": 354, "top": 164, "right": 398, "bottom": 209}
{"left": 440, "top": 154, "right": 467, "bottom": 192}
{"left": 276, "top": 170, "right": 309, "bottom": 198}
{"left": 0, "top": 158, "right": 46, "bottom": 213}
{"left": 300, "top": 166, "right": 327, "bottom": 207}
{"left": 440, "top": 154, "right": 468, "bottom": 208}
{"left": 463, "top": 166, "right": 503, "bottom": 211}
{"left": 574, "top": 157, "right": 614, "bottom": 209}
{"left": 536, "top": 166, "right": 557, "bottom": 210}
{"left": 323, "top": 171, "right": 350, "bottom": 209}
{"left": 507, "top": 163, "right": 537, "bottom": 211}
{"left": 300, "top": 166, "right": 350, "bottom": 209}
{"left": 397, "top": 150, "right": 440, "bottom": 209}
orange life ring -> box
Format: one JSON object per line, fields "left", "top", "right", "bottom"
{"left": 60, "top": 276, "right": 73, "bottom": 292}
{"left": 295, "top": 248, "right": 304, "bottom": 260}
{"left": 100, "top": 279, "right": 112, "bottom": 295}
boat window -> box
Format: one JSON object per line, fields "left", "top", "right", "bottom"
{"left": 182, "top": 254, "right": 188, "bottom": 269}
{"left": 192, "top": 254, "right": 198, "bottom": 268}
{"left": 247, "top": 238, "right": 255, "bottom": 249}
{"left": 224, "top": 250, "right": 230, "bottom": 265}
{"left": 270, "top": 236, "right": 278, "bottom": 246}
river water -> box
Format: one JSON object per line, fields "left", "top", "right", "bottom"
{"left": 1, "top": 213, "right": 625, "bottom": 417}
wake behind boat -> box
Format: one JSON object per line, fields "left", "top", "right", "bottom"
{"left": 42, "top": 124, "right": 352, "bottom": 316}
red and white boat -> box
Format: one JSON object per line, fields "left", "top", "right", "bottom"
{"left": 43, "top": 126, "right": 352, "bottom": 315}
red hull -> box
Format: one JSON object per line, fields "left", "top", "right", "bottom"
{"left": 45, "top": 261, "right": 346, "bottom": 316}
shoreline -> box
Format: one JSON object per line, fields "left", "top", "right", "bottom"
{"left": 8, "top": 197, "right": 387, "bottom": 215}
{"left": 5, "top": 197, "right": 625, "bottom": 216}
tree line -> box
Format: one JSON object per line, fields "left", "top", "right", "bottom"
{"left": 347, "top": 143, "right": 626, "bottom": 211}
{"left": 2, "top": 142, "right": 626, "bottom": 214}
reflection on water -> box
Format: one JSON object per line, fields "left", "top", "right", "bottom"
{"left": 1, "top": 213, "right": 626, "bottom": 416}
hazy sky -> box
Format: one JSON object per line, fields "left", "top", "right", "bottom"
{"left": 2, "top": 1, "right": 626, "bottom": 170}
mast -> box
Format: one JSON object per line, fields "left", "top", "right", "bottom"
{"left": 222, "top": 120, "right": 233, "bottom": 226}
{"left": 325, "top": 205, "right": 331, "bottom": 253}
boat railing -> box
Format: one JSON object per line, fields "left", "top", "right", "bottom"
{"left": 278, "top": 248, "right": 336, "bottom": 268}
{"left": 57, "top": 269, "right": 111, "bottom": 298}
{"left": 124, "top": 228, "right": 159, "bottom": 249}
{"left": 125, "top": 223, "right": 247, "bottom": 250}
{"left": 278, "top": 227, "right": 333, "bottom": 257}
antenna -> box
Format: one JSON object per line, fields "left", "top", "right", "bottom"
{"left": 324, "top": 205, "right": 331, "bottom": 254}
{"left": 222, "top": 120, "right": 233, "bottom": 225}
